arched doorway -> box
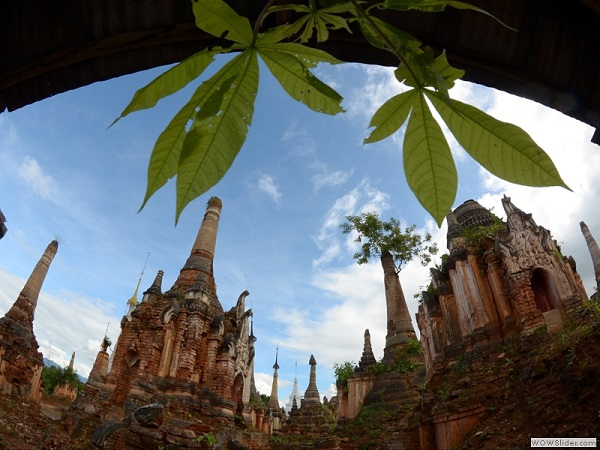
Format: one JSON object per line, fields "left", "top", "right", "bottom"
{"left": 110, "top": 348, "right": 140, "bottom": 405}
{"left": 232, "top": 373, "right": 244, "bottom": 416}
{"left": 530, "top": 268, "right": 558, "bottom": 313}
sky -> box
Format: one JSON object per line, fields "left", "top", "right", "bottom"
{"left": 1, "top": 57, "right": 599, "bottom": 409}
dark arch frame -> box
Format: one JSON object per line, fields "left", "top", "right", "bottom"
{"left": 1, "top": 0, "right": 599, "bottom": 144}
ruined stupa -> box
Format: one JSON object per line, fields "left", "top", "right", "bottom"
{"left": 0, "top": 240, "right": 58, "bottom": 402}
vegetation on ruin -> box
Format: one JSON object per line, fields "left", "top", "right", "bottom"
{"left": 336, "top": 400, "right": 418, "bottom": 448}
{"left": 114, "top": 0, "right": 569, "bottom": 224}
{"left": 196, "top": 432, "right": 217, "bottom": 447}
{"left": 334, "top": 361, "right": 356, "bottom": 391}
{"left": 42, "top": 365, "right": 84, "bottom": 395}
{"left": 459, "top": 211, "right": 506, "bottom": 248}
{"left": 341, "top": 212, "right": 437, "bottom": 272}
{"left": 335, "top": 338, "right": 423, "bottom": 391}
{"left": 371, "top": 338, "right": 424, "bottom": 374}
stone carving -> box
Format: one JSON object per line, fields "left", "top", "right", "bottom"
{"left": 415, "top": 197, "right": 592, "bottom": 449}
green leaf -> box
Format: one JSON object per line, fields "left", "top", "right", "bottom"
{"left": 113, "top": 49, "right": 220, "bottom": 125}
{"left": 357, "top": 16, "right": 448, "bottom": 91}
{"left": 260, "top": 42, "right": 342, "bottom": 67}
{"left": 259, "top": 20, "right": 310, "bottom": 46}
{"left": 140, "top": 52, "right": 244, "bottom": 210}
{"left": 433, "top": 50, "right": 464, "bottom": 91}
{"left": 404, "top": 92, "right": 457, "bottom": 225}
{"left": 139, "top": 90, "right": 201, "bottom": 210}
{"left": 270, "top": 0, "right": 353, "bottom": 43}
{"left": 192, "top": 0, "right": 253, "bottom": 45}
{"left": 394, "top": 45, "right": 436, "bottom": 88}
{"left": 358, "top": 15, "right": 422, "bottom": 57}
{"left": 425, "top": 91, "right": 570, "bottom": 190}
{"left": 364, "top": 89, "right": 417, "bottom": 143}
{"left": 259, "top": 47, "right": 344, "bottom": 114}
{"left": 175, "top": 50, "right": 259, "bottom": 221}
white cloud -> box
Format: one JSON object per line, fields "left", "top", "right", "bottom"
{"left": 18, "top": 156, "right": 57, "bottom": 200}
{"left": 344, "top": 65, "right": 404, "bottom": 122}
{"left": 312, "top": 168, "right": 354, "bottom": 191}
{"left": 253, "top": 371, "right": 291, "bottom": 408}
{"left": 0, "top": 268, "right": 121, "bottom": 378}
{"left": 254, "top": 371, "right": 273, "bottom": 398}
{"left": 257, "top": 174, "right": 282, "bottom": 205}
{"left": 280, "top": 122, "right": 317, "bottom": 158}
{"left": 312, "top": 179, "right": 389, "bottom": 267}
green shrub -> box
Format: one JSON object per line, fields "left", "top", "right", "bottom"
{"left": 42, "top": 365, "right": 83, "bottom": 394}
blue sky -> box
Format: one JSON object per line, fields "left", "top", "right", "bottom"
{"left": 1, "top": 58, "right": 599, "bottom": 407}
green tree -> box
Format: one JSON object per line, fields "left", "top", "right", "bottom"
{"left": 116, "top": 0, "right": 568, "bottom": 225}
{"left": 334, "top": 361, "right": 356, "bottom": 391}
{"left": 341, "top": 213, "right": 437, "bottom": 271}
{"left": 260, "top": 393, "right": 271, "bottom": 406}
{"left": 42, "top": 365, "right": 83, "bottom": 395}
{"left": 341, "top": 213, "right": 436, "bottom": 357}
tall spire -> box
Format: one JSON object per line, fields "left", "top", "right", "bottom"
{"left": 268, "top": 345, "right": 280, "bottom": 410}
{"left": 0, "top": 240, "right": 57, "bottom": 402}
{"left": 172, "top": 197, "right": 222, "bottom": 293}
{"left": 126, "top": 253, "right": 150, "bottom": 319}
{"left": 358, "top": 329, "right": 377, "bottom": 371}
{"left": 381, "top": 250, "right": 416, "bottom": 363}
{"left": 581, "top": 221, "right": 600, "bottom": 292}
{"left": 20, "top": 240, "right": 59, "bottom": 308}
{"left": 127, "top": 253, "right": 150, "bottom": 307}
{"left": 303, "top": 354, "right": 320, "bottom": 405}
{"left": 68, "top": 351, "right": 75, "bottom": 371}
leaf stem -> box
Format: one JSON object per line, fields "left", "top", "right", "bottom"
{"left": 349, "top": 0, "right": 420, "bottom": 86}
{"left": 253, "top": 0, "right": 279, "bottom": 44}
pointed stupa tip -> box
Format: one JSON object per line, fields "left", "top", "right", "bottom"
{"left": 249, "top": 318, "right": 256, "bottom": 342}
{"left": 273, "top": 345, "right": 280, "bottom": 370}
{"left": 153, "top": 270, "right": 164, "bottom": 288}
{"left": 309, "top": 354, "right": 317, "bottom": 365}
{"left": 127, "top": 280, "right": 141, "bottom": 306}
{"left": 364, "top": 329, "right": 370, "bottom": 337}
{"left": 68, "top": 351, "right": 75, "bottom": 371}
{"left": 21, "top": 240, "right": 59, "bottom": 307}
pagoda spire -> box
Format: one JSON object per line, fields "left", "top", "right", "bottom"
{"left": 172, "top": 197, "right": 222, "bottom": 293}
{"left": 126, "top": 253, "right": 149, "bottom": 318}
{"left": 303, "top": 354, "right": 320, "bottom": 405}
{"left": 381, "top": 249, "right": 416, "bottom": 363}
{"left": 268, "top": 345, "right": 280, "bottom": 410}
{"left": 358, "top": 329, "right": 377, "bottom": 371}
{"left": 20, "top": 240, "right": 59, "bottom": 309}
{"left": 68, "top": 351, "right": 75, "bottom": 371}
{"left": 0, "top": 240, "right": 58, "bottom": 402}
{"left": 580, "top": 221, "right": 600, "bottom": 292}
{"left": 142, "top": 270, "right": 164, "bottom": 302}
{"left": 6, "top": 240, "right": 58, "bottom": 324}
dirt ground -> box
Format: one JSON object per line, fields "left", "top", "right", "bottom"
{"left": 0, "top": 393, "right": 78, "bottom": 449}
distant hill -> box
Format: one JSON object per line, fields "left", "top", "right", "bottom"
{"left": 42, "top": 357, "right": 60, "bottom": 368}
{"left": 43, "top": 357, "right": 87, "bottom": 383}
